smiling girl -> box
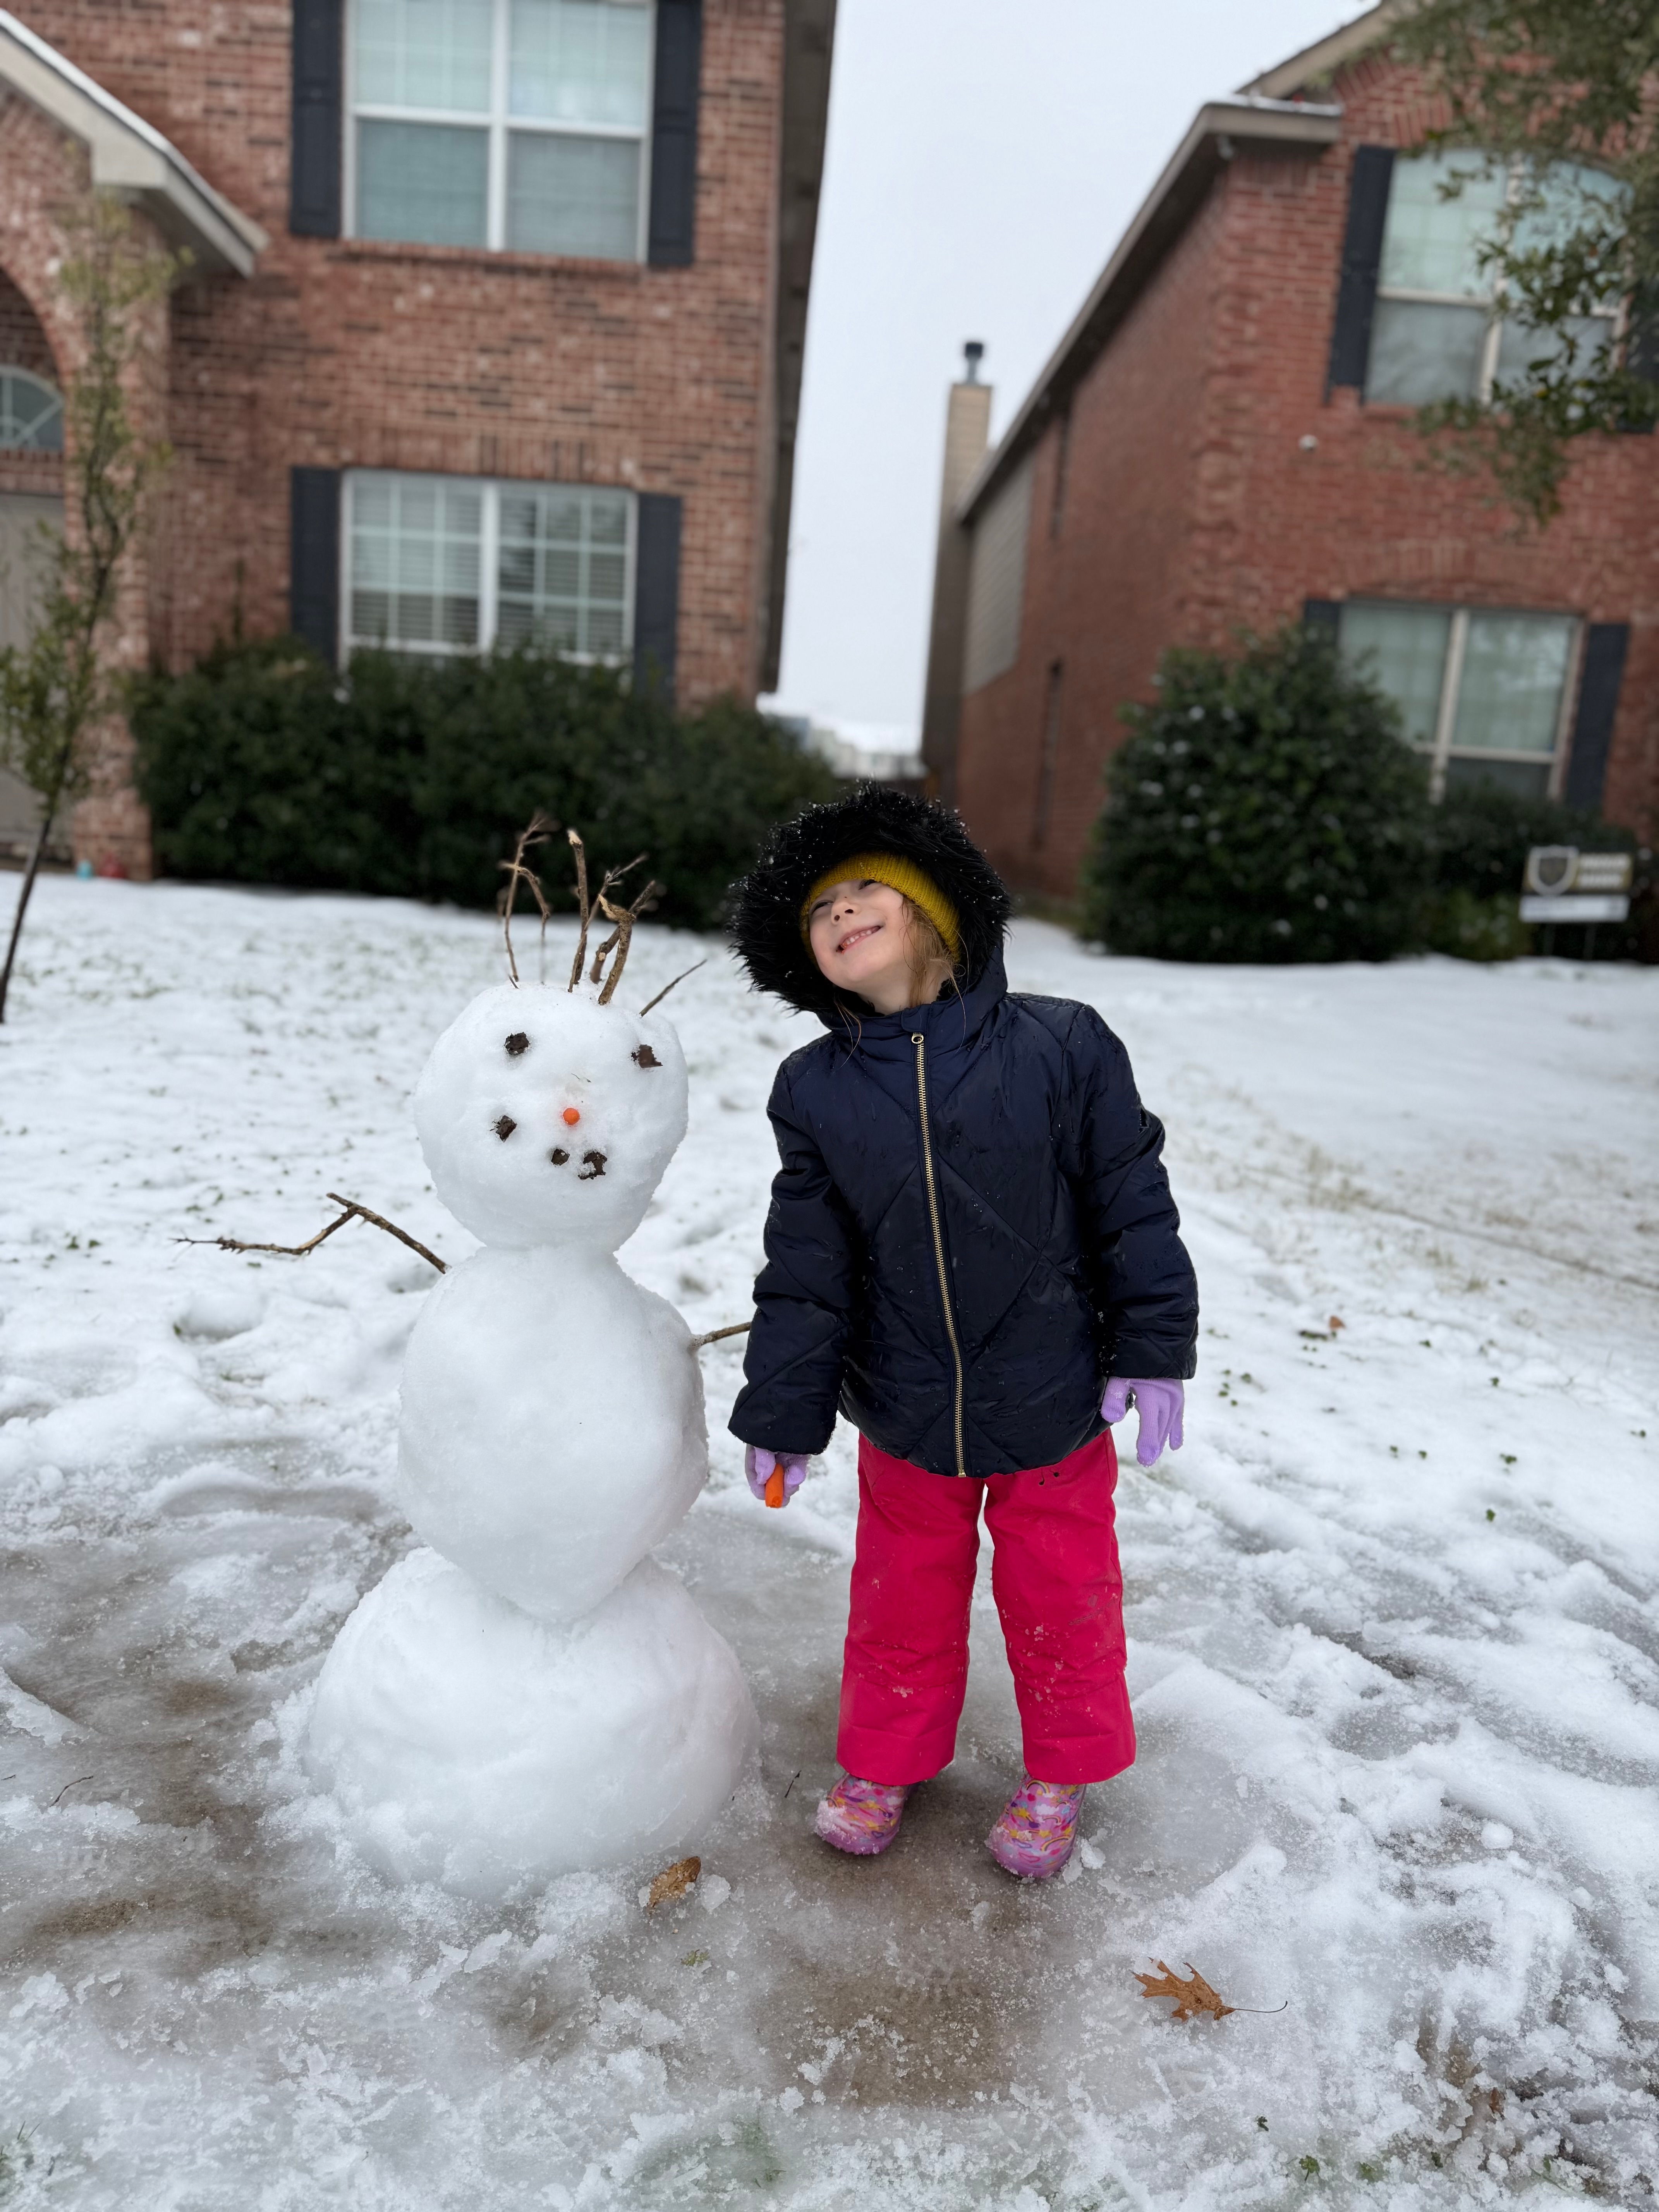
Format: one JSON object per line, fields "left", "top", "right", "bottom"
{"left": 727, "top": 787, "right": 1198, "bottom": 1880}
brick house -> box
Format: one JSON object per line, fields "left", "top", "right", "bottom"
{"left": 0, "top": 0, "right": 834, "bottom": 874}
{"left": 921, "top": 4, "right": 1659, "bottom": 903}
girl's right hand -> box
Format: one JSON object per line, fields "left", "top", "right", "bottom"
{"left": 744, "top": 1445, "right": 810, "bottom": 1506}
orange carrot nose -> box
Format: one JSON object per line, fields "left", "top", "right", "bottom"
{"left": 562, "top": 1107, "right": 581, "bottom": 1125}
{"left": 764, "top": 1467, "right": 785, "bottom": 1508}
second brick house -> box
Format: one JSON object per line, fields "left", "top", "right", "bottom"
{"left": 921, "top": 3, "right": 1659, "bottom": 902}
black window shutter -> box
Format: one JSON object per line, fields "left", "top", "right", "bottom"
{"left": 1563, "top": 622, "right": 1628, "bottom": 813}
{"left": 1303, "top": 598, "right": 1343, "bottom": 638}
{"left": 291, "top": 0, "right": 343, "bottom": 238}
{"left": 1327, "top": 145, "right": 1395, "bottom": 394}
{"left": 633, "top": 493, "right": 682, "bottom": 701}
{"left": 290, "top": 468, "right": 342, "bottom": 663}
{"left": 647, "top": 0, "right": 702, "bottom": 267}
{"left": 1619, "top": 294, "right": 1659, "bottom": 433}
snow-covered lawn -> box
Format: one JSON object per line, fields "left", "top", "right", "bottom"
{"left": 2, "top": 874, "right": 1657, "bottom": 2211}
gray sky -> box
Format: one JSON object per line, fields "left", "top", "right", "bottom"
{"left": 764, "top": 0, "right": 1364, "bottom": 741}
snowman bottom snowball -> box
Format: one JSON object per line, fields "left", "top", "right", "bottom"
{"left": 304, "top": 1548, "right": 758, "bottom": 1900}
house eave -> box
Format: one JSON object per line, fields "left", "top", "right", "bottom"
{"left": 0, "top": 9, "right": 268, "bottom": 275}
{"left": 1239, "top": 2, "right": 1402, "bottom": 102}
{"left": 957, "top": 95, "right": 1343, "bottom": 529}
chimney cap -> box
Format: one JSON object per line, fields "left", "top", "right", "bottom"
{"left": 963, "top": 340, "right": 985, "bottom": 383}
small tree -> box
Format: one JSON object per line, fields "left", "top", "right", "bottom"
{"left": 1080, "top": 627, "right": 1433, "bottom": 963}
{"left": 0, "top": 196, "right": 177, "bottom": 1022}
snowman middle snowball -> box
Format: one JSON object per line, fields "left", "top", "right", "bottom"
{"left": 400, "top": 982, "right": 706, "bottom": 1621}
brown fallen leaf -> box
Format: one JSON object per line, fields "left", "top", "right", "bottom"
{"left": 645, "top": 1855, "right": 701, "bottom": 1911}
{"left": 1328, "top": 1315, "right": 1346, "bottom": 1332}
{"left": 1135, "top": 1960, "right": 1236, "bottom": 2021}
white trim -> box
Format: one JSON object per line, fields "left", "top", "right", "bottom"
{"left": 1428, "top": 608, "right": 1468, "bottom": 801}
{"left": 0, "top": 10, "right": 266, "bottom": 275}
{"left": 345, "top": 0, "right": 655, "bottom": 260}
{"left": 342, "top": 467, "right": 638, "bottom": 662}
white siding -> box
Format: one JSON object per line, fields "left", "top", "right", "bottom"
{"left": 962, "top": 457, "right": 1032, "bottom": 696}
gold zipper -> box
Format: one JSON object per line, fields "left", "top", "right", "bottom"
{"left": 912, "top": 1032, "right": 967, "bottom": 1477}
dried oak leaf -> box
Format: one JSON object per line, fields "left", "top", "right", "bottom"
{"left": 1134, "top": 1960, "right": 1236, "bottom": 2022}
{"left": 645, "top": 1855, "right": 702, "bottom": 1912}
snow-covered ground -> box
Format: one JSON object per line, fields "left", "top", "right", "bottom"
{"left": 2, "top": 874, "right": 1657, "bottom": 2211}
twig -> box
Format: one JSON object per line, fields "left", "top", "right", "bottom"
{"left": 781, "top": 1769, "right": 802, "bottom": 1803}
{"left": 639, "top": 959, "right": 706, "bottom": 1017}
{"left": 48, "top": 1775, "right": 94, "bottom": 1808}
{"left": 689, "top": 1321, "right": 751, "bottom": 1351}
{"left": 177, "top": 1194, "right": 447, "bottom": 1275}
{"left": 595, "top": 878, "right": 664, "bottom": 1005}
{"left": 497, "top": 814, "right": 556, "bottom": 987}
{"left": 567, "top": 828, "right": 592, "bottom": 992}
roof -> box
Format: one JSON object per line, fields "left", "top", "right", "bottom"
{"left": 1240, "top": 2, "right": 1401, "bottom": 101}
{"left": 761, "top": 0, "right": 837, "bottom": 693}
{"left": 957, "top": 94, "right": 1342, "bottom": 526}
{"left": 0, "top": 10, "right": 267, "bottom": 276}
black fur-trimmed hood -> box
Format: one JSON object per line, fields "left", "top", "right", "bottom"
{"left": 728, "top": 783, "right": 1013, "bottom": 1017}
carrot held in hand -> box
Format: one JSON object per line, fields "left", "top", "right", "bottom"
{"left": 745, "top": 1446, "right": 809, "bottom": 1509}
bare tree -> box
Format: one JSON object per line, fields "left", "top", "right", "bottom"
{"left": 0, "top": 195, "right": 179, "bottom": 1022}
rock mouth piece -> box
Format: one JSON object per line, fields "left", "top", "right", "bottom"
{"left": 493, "top": 1115, "right": 517, "bottom": 1141}
{"left": 577, "top": 1150, "right": 608, "bottom": 1180}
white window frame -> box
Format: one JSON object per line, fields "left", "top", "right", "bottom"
{"left": 1342, "top": 598, "right": 1581, "bottom": 801}
{"left": 343, "top": 0, "right": 656, "bottom": 261}
{"left": 341, "top": 470, "right": 638, "bottom": 663}
{"left": 0, "top": 366, "right": 64, "bottom": 452}
{"left": 1371, "top": 154, "right": 1622, "bottom": 406}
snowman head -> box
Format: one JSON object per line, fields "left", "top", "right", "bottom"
{"left": 413, "top": 982, "right": 689, "bottom": 1250}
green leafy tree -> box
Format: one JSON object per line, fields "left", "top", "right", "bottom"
{"left": 0, "top": 196, "right": 179, "bottom": 1020}
{"left": 1394, "top": 0, "right": 1659, "bottom": 524}
{"left": 1080, "top": 627, "right": 1432, "bottom": 963}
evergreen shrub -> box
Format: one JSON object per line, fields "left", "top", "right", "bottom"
{"left": 131, "top": 640, "right": 843, "bottom": 929}
{"left": 1079, "top": 627, "right": 1432, "bottom": 962}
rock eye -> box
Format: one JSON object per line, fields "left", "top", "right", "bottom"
{"left": 633, "top": 1044, "right": 661, "bottom": 1069}
{"left": 577, "top": 1150, "right": 607, "bottom": 1180}
{"left": 505, "top": 1032, "right": 529, "bottom": 1057}
{"left": 549, "top": 1147, "right": 569, "bottom": 1166}
{"left": 494, "top": 1115, "right": 517, "bottom": 1141}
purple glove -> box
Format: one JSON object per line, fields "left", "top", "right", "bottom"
{"left": 1101, "top": 1377, "right": 1185, "bottom": 1467}
{"left": 744, "top": 1445, "right": 810, "bottom": 1506}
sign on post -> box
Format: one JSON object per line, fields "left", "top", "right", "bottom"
{"left": 1519, "top": 847, "right": 1633, "bottom": 925}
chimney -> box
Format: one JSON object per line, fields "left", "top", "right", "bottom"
{"left": 920, "top": 342, "right": 993, "bottom": 805}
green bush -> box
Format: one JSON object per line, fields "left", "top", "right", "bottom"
{"left": 1428, "top": 778, "right": 1633, "bottom": 900}
{"left": 131, "top": 639, "right": 843, "bottom": 928}
{"left": 1080, "top": 627, "right": 1432, "bottom": 962}
{"left": 1419, "top": 886, "right": 1533, "bottom": 962}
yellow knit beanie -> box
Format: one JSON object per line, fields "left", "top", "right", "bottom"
{"left": 800, "top": 852, "right": 962, "bottom": 965}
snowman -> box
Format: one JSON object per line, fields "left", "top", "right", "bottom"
{"left": 303, "top": 845, "right": 757, "bottom": 1899}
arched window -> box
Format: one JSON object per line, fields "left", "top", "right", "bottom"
{"left": 0, "top": 368, "right": 64, "bottom": 453}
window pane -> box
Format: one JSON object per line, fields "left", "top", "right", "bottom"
{"left": 1340, "top": 604, "right": 1452, "bottom": 749}
{"left": 1443, "top": 755, "right": 1552, "bottom": 801}
{"left": 1367, "top": 299, "right": 1489, "bottom": 405}
{"left": 0, "top": 369, "right": 63, "bottom": 452}
{"left": 1451, "top": 613, "right": 1573, "bottom": 753}
{"left": 355, "top": 0, "right": 492, "bottom": 111}
{"left": 1494, "top": 313, "right": 1615, "bottom": 390}
{"left": 349, "top": 473, "right": 482, "bottom": 651}
{"left": 507, "top": 132, "right": 641, "bottom": 259}
{"left": 357, "top": 120, "right": 488, "bottom": 245}
{"left": 1510, "top": 160, "right": 1629, "bottom": 267}
{"left": 1380, "top": 151, "right": 1506, "bottom": 297}
{"left": 509, "top": 0, "right": 652, "bottom": 126}
{"left": 496, "top": 486, "right": 632, "bottom": 656}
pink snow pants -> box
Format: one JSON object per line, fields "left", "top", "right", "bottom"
{"left": 836, "top": 1429, "right": 1135, "bottom": 1788}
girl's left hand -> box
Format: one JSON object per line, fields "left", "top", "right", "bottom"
{"left": 744, "top": 1445, "right": 811, "bottom": 1505}
{"left": 1100, "top": 1377, "right": 1185, "bottom": 1467}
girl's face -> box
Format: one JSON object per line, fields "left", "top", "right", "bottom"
{"left": 805, "top": 878, "right": 944, "bottom": 1014}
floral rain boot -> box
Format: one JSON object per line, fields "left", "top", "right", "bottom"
{"left": 814, "top": 1774, "right": 913, "bottom": 1856}
{"left": 986, "top": 1778, "right": 1087, "bottom": 1880}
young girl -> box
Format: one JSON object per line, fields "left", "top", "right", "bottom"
{"left": 728, "top": 788, "right": 1198, "bottom": 1881}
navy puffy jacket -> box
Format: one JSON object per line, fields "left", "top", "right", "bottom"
{"left": 728, "top": 943, "right": 1199, "bottom": 1478}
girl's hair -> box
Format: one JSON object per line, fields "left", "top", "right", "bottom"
{"left": 903, "top": 897, "right": 960, "bottom": 1005}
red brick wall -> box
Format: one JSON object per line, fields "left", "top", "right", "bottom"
{"left": 11, "top": 0, "right": 786, "bottom": 702}
{"left": 955, "top": 50, "right": 1659, "bottom": 900}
